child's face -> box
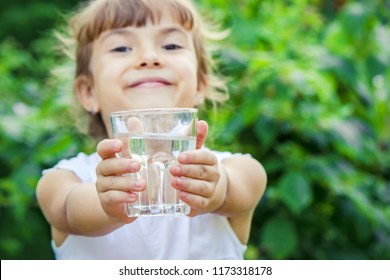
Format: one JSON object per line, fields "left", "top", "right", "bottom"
{"left": 86, "top": 14, "right": 203, "bottom": 132}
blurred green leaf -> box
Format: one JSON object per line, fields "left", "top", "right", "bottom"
{"left": 276, "top": 171, "right": 313, "bottom": 215}
{"left": 261, "top": 216, "right": 298, "bottom": 259}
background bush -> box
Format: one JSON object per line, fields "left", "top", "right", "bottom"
{"left": 1, "top": 0, "right": 389, "bottom": 260}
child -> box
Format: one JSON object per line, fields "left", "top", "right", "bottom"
{"left": 36, "top": 0, "right": 267, "bottom": 259}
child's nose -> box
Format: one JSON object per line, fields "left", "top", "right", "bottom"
{"left": 135, "top": 48, "right": 162, "bottom": 69}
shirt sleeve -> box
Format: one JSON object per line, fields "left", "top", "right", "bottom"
{"left": 42, "top": 152, "right": 100, "bottom": 183}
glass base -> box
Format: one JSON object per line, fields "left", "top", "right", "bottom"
{"left": 126, "top": 203, "right": 190, "bottom": 217}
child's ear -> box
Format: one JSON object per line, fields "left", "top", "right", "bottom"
{"left": 74, "top": 74, "right": 100, "bottom": 113}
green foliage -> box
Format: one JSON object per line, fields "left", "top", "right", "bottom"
{"left": 202, "top": 0, "right": 390, "bottom": 259}
{"left": 1, "top": 0, "right": 390, "bottom": 260}
{"left": 0, "top": 0, "right": 80, "bottom": 46}
{"left": 0, "top": 37, "right": 91, "bottom": 259}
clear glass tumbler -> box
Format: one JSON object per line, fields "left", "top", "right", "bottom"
{"left": 110, "top": 108, "right": 198, "bottom": 216}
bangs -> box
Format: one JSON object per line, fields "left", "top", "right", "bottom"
{"left": 74, "top": 0, "right": 196, "bottom": 44}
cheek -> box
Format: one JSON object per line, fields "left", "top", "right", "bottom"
{"left": 176, "top": 58, "right": 198, "bottom": 87}
{"left": 93, "top": 55, "right": 125, "bottom": 82}
{"left": 94, "top": 63, "right": 118, "bottom": 85}
{"left": 92, "top": 64, "right": 124, "bottom": 104}
{"left": 176, "top": 63, "right": 199, "bottom": 107}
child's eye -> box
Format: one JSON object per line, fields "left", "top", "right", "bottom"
{"left": 163, "top": 44, "right": 182, "bottom": 50}
{"left": 111, "top": 46, "right": 132, "bottom": 52}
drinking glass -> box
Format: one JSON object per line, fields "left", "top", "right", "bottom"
{"left": 110, "top": 108, "right": 198, "bottom": 216}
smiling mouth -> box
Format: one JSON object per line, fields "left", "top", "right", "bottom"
{"left": 130, "top": 78, "right": 172, "bottom": 88}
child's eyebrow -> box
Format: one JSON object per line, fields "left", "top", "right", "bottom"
{"left": 160, "top": 27, "right": 188, "bottom": 36}
{"left": 99, "top": 29, "right": 134, "bottom": 44}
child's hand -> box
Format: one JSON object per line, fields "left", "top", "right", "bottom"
{"left": 95, "top": 139, "right": 146, "bottom": 223}
{"left": 170, "top": 121, "right": 225, "bottom": 216}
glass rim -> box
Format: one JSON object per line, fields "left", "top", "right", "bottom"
{"left": 110, "top": 107, "right": 198, "bottom": 117}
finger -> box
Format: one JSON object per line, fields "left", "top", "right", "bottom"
{"left": 97, "top": 139, "right": 122, "bottom": 160}
{"left": 178, "top": 149, "right": 217, "bottom": 165}
{"left": 196, "top": 120, "right": 208, "bottom": 149}
{"left": 177, "top": 191, "right": 210, "bottom": 212}
{"left": 96, "top": 175, "right": 146, "bottom": 193}
{"left": 127, "top": 117, "right": 143, "bottom": 133}
{"left": 96, "top": 158, "right": 141, "bottom": 177}
{"left": 171, "top": 163, "right": 219, "bottom": 181}
{"left": 171, "top": 177, "right": 214, "bottom": 198}
{"left": 99, "top": 190, "right": 138, "bottom": 204}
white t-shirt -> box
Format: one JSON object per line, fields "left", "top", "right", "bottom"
{"left": 43, "top": 150, "right": 247, "bottom": 260}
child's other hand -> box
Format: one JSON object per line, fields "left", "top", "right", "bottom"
{"left": 95, "top": 139, "right": 146, "bottom": 223}
{"left": 170, "top": 121, "right": 224, "bottom": 216}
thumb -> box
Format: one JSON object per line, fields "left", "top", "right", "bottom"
{"left": 196, "top": 120, "right": 208, "bottom": 149}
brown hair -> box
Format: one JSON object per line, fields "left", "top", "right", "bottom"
{"left": 61, "top": 0, "right": 228, "bottom": 141}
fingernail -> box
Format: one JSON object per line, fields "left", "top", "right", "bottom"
{"left": 113, "top": 141, "right": 120, "bottom": 150}
{"left": 180, "top": 153, "right": 188, "bottom": 163}
{"left": 179, "top": 191, "right": 187, "bottom": 199}
{"left": 128, "top": 193, "right": 137, "bottom": 201}
{"left": 130, "top": 162, "right": 139, "bottom": 171}
{"left": 135, "top": 179, "right": 143, "bottom": 189}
